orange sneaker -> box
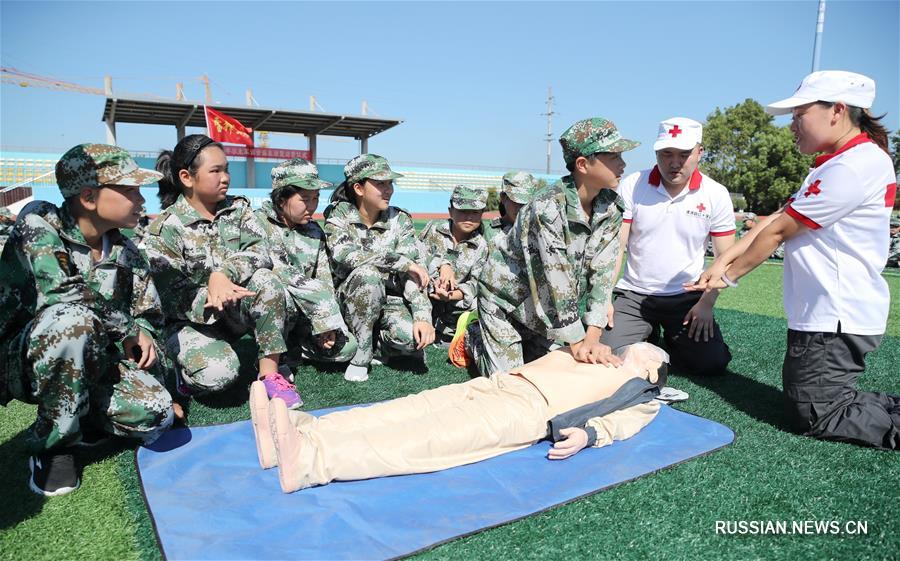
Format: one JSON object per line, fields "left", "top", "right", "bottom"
{"left": 448, "top": 310, "right": 478, "bottom": 368}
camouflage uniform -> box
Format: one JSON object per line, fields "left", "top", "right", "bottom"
{"left": 0, "top": 144, "right": 173, "bottom": 452}
{"left": 886, "top": 217, "right": 899, "bottom": 268}
{"left": 0, "top": 206, "right": 14, "bottom": 254}
{"left": 142, "top": 194, "right": 289, "bottom": 393}
{"left": 484, "top": 171, "right": 538, "bottom": 246}
{"left": 419, "top": 185, "right": 489, "bottom": 341}
{"left": 323, "top": 155, "right": 432, "bottom": 367}
{"left": 255, "top": 159, "right": 357, "bottom": 363}
{"left": 469, "top": 118, "right": 639, "bottom": 376}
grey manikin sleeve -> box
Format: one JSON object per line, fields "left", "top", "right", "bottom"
{"left": 547, "top": 377, "right": 659, "bottom": 442}
{"left": 585, "top": 401, "right": 661, "bottom": 448}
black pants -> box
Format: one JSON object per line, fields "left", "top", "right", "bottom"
{"left": 783, "top": 329, "right": 899, "bottom": 450}
{"left": 603, "top": 289, "right": 731, "bottom": 376}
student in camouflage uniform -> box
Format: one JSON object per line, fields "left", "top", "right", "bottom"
{"left": 142, "top": 135, "right": 301, "bottom": 408}
{"left": 418, "top": 184, "right": 489, "bottom": 345}
{"left": 0, "top": 144, "right": 173, "bottom": 496}
{"left": 463, "top": 118, "right": 639, "bottom": 377}
{"left": 323, "top": 154, "right": 435, "bottom": 382}
{"left": 0, "top": 206, "right": 14, "bottom": 253}
{"left": 254, "top": 158, "right": 358, "bottom": 365}
{"left": 484, "top": 171, "right": 538, "bottom": 246}
{"left": 887, "top": 216, "right": 899, "bottom": 268}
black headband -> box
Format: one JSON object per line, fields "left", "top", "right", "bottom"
{"left": 183, "top": 136, "right": 216, "bottom": 169}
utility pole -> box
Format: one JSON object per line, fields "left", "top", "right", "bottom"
{"left": 811, "top": 0, "right": 826, "bottom": 72}
{"left": 541, "top": 86, "right": 556, "bottom": 174}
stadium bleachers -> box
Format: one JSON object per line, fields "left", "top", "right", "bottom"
{"left": 1, "top": 150, "right": 561, "bottom": 214}
{"left": 0, "top": 155, "right": 58, "bottom": 187}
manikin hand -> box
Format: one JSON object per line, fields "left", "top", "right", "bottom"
{"left": 548, "top": 427, "right": 589, "bottom": 460}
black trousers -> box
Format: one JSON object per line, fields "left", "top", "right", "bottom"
{"left": 783, "top": 329, "right": 899, "bottom": 449}
{"left": 603, "top": 289, "right": 732, "bottom": 376}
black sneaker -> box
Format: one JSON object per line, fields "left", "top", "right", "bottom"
{"left": 28, "top": 450, "right": 80, "bottom": 497}
{"left": 74, "top": 426, "right": 112, "bottom": 448}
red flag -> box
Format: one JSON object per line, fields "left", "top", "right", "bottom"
{"left": 204, "top": 106, "right": 254, "bottom": 146}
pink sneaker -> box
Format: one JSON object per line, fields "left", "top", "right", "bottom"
{"left": 269, "top": 397, "right": 306, "bottom": 493}
{"left": 261, "top": 372, "right": 302, "bottom": 410}
{"left": 249, "top": 381, "right": 277, "bottom": 469}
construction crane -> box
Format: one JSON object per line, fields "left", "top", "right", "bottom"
{"left": 1, "top": 66, "right": 201, "bottom": 102}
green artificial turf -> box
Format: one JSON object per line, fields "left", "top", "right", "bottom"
{"left": 1, "top": 263, "right": 898, "bottom": 561}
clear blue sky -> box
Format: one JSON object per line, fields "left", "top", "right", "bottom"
{"left": 2, "top": 1, "right": 897, "bottom": 174}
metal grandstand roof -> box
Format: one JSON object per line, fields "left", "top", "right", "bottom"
{"left": 101, "top": 97, "right": 402, "bottom": 139}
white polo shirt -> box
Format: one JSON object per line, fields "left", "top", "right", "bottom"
{"left": 617, "top": 166, "right": 735, "bottom": 296}
{"left": 783, "top": 133, "right": 895, "bottom": 335}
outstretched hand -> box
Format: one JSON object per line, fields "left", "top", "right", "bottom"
{"left": 205, "top": 271, "right": 256, "bottom": 311}
{"left": 684, "top": 261, "right": 729, "bottom": 292}
{"left": 548, "top": 427, "right": 589, "bottom": 460}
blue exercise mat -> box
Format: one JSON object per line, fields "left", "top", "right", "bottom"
{"left": 137, "top": 404, "right": 733, "bottom": 561}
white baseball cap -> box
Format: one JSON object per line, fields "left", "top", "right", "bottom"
{"left": 765, "top": 70, "right": 876, "bottom": 116}
{"left": 653, "top": 117, "right": 703, "bottom": 151}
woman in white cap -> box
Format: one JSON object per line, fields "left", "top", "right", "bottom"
{"left": 687, "top": 70, "right": 897, "bottom": 449}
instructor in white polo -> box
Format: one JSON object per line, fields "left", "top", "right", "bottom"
{"left": 688, "top": 71, "right": 898, "bottom": 449}
{"left": 604, "top": 117, "right": 736, "bottom": 376}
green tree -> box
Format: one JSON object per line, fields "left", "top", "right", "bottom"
{"left": 701, "top": 99, "right": 813, "bottom": 214}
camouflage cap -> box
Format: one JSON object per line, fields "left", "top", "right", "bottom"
{"left": 450, "top": 184, "right": 487, "bottom": 211}
{"left": 344, "top": 154, "right": 403, "bottom": 186}
{"left": 55, "top": 144, "right": 162, "bottom": 198}
{"left": 501, "top": 171, "right": 538, "bottom": 204}
{"left": 559, "top": 117, "right": 640, "bottom": 166}
{"left": 271, "top": 157, "right": 332, "bottom": 191}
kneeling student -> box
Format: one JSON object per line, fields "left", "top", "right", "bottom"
{"left": 418, "top": 184, "right": 489, "bottom": 346}
{"left": 255, "top": 158, "right": 358, "bottom": 366}
{"left": 484, "top": 171, "right": 538, "bottom": 247}
{"left": 143, "top": 135, "right": 300, "bottom": 408}
{"left": 0, "top": 144, "right": 174, "bottom": 496}
{"left": 251, "top": 343, "right": 667, "bottom": 492}
{"left": 323, "top": 155, "right": 435, "bottom": 382}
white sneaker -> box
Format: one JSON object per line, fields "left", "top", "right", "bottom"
{"left": 343, "top": 363, "right": 369, "bottom": 382}
{"left": 657, "top": 386, "right": 689, "bottom": 403}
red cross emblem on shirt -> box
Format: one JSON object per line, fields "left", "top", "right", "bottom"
{"left": 668, "top": 125, "right": 683, "bottom": 138}
{"left": 804, "top": 180, "right": 822, "bottom": 198}
{"left": 696, "top": 203, "right": 706, "bottom": 212}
